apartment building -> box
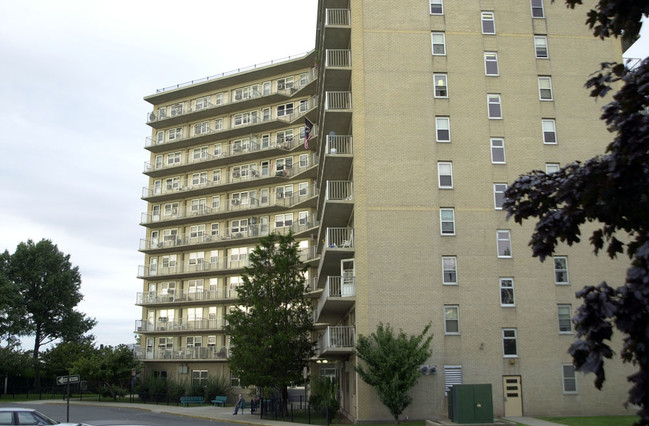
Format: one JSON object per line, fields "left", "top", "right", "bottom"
{"left": 137, "top": 53, "right": 320, "bottom": 386}
{"left": 137, "top": 0, "right": 635, "bottom": 421}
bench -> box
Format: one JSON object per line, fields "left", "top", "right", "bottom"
{"left": 211, "top": 396, "right": 227, "bottom": 406}
{"left": 180, "top": 396, "right": 205, "bottom": 407}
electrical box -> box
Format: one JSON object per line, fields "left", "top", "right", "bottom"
{"left": 448, "top": 384, "right": 493, "bottom": 424}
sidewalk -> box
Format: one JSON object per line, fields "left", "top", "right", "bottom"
{"left": 505, "top": 417, "right": 566, "bottom": 426}
{"left": 26, "top": 399, "right": 306, "bottom": 426}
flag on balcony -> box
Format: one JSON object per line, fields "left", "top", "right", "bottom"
{"left": 304, "top": 118, "right": 314, "bottom": 149}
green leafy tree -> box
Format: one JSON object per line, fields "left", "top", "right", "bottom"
{"left": 224, "top": 232, "right": 314, "bottom": 408}
{"left": 71, "top": 344, "right": 138, "bottom": 400}
{"left": 0, "top": 252, "right": 25, "bottom": 343}
{"left": 354, "top": 323, "right": 433, "bottom": 424}
{"left": 504, "top": 1, "right": 649, "bottom": 423}
{"left": 2, "top": 239, "right": 96, "bottom": 390}
{"left": 309, "top": 376, "right": 340, "bottom": 422}
{"left": 41, "top": 337, "right": 97, "bottom": 380}
{"left": 0, "top": 342, "right": 32, "bottom": 392}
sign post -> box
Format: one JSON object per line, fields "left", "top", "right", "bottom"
{"left": 57, "top": 375, "right": 80, "bottom": 422}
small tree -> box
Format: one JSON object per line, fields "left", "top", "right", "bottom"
{"left": 71, "top": 344, "right": 138, "bottom": 400}
{"left": 224, "top": 232, "right": 315, "bottom": 410}
{"left": 354, "top": 323, "right": 433, "bottom": 424}
{"left": 2, "top": 239, "right": 96, "bottom": 390}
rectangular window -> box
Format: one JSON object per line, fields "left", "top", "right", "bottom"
{"left": 440, "top": 208, "right": 456, "bottom": 235}
{"left": 275, "top": 213, "right": 294, "bottom": 228}
{"left": 539, "top": 76, "right": 553, "bottom": 100}
{"left": 531, "top": 0, "right": 545, "bottom": 18}
{"left": 558, "top": 304, "right": 573, "bottom": 334}
{"left": 277, "top": 102, "right": 294, "bottom": 117}
{"left": 194, "top": 121, "right": 210, "bottom": 135}
{"left": 168, "top": 127, "right": 183, "bottom": 141}
{"left": 434, "top": 74, "right": 448, "bottom": 98}
{"left": 562, "top": 365, "right": 577, "bottom": 393}
{"left": 192, "top": 370, "right": 208, "bottom": 386}
{"left": 542, "top": 119, "right": 557, "bottom": 144}
{"left": 484, "top": 52, "right": 499, "bottom": 76}
{"left": 488, "top": 94, "right": 502, "bottom": 119}
{"left": 442, "top": 256, "right": 457, "bottom": 285}
{"left": 436, "top": 117, "right": 451, "bottom": 142}
{"left": 534, "top": 35, "right": 549, "bottom": 58}
{"left": 444, "top": 306, "right": 460, "bottom": 335}
{"left": 432, "top": 32, "right": 446, "bottom": 55}
{"left": 494, "top": 183, "right": 507, "bottom": 209}
{"left": 491, "top": 138, "right": 506, "bottom": 164}
{"left": 430, "top": 0, "right": 443, "bottom": 14}
{"left": 438, "top": 162, "right": 453, "bottom": 188}
{"left": 497, "top": 230, "right": 512, "bottom": 258}
{"left": 546, "top": 163, "right": 560, "bottom": 174}
{"left": 500, "top": 278, "right": 515, "bottom": 307}
{"left": 503, "top": 329, "right": 518, "bottom": 357}
{"left": 481, "top": 11, "right": 496, "bottom": 34}
{"left": 554, "top": 256, "right": 569, "bottom": 284}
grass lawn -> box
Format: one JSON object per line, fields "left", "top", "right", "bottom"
{"left": 537, "top": 416, "right": 639, "bottom": 426}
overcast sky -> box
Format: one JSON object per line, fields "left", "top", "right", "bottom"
{"left": 0, "top": 1, "right": 648, "bottom": 349}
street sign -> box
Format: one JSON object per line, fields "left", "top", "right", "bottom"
{"left": 56, "top": 375, "right": 80, "bottom": 386}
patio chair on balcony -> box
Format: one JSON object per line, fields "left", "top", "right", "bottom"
{"left": 341, "top": 239, "right": 352, "bottom": 248}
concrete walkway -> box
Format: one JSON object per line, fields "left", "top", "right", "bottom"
{"left": 505, "top": 416, "right": 566, "bottom": 426}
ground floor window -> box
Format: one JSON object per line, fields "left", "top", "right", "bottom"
{"left": 192, "top": 370, "right": 208, "bottom": 386}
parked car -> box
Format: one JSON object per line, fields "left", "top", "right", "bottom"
{"left": 0, "top": 407, "right": 81, "bottom": 425}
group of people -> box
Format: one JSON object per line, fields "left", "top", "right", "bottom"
{"left": 232, "top": 393, "right": 261, "bottom": 415}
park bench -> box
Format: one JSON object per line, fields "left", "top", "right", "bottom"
{"left": 180, "top": 396, "right": 205, "bottom": 406}
{"left": 211, "top": 395, "right": 227, "bottom": 406}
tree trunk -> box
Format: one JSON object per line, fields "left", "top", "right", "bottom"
{"left": 32, "top": 339, "right": 41, "bottom": 391}
{"left": 281, "top": 386, "right": 289, "bottom": 417}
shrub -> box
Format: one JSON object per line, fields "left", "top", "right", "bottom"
{"left": 309, "top": 377, "right": 340, "bottom": 422}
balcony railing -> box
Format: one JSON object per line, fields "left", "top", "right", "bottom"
{"left": 140, "top": 184, "right": 319, "bottom": 225}
{"left": 325, "top": 9, "right": 350, "bottom": 26}
{"left": 139, "top": 218, "right": 320, "bottom": 251}
{"left": 315, "top": 276, "right": 356, "bottom": 321}
{"left": 136, "top": 289, "right": 234, "bottom": 305}
{"left": 138, "top": 260, "right": 242, "bottom": 278}
{"left": 325, "top": 227, "right": 354, "bottom": 249}
{"left": 326, "top": 135, "right": 352, "bottom": 155}
{"left": 138, "top": 346, "right": 229, "bottom": 361}
{"left": 325, "top": 91, "right": 352, "bottom": 110}
{"left": 318, "top": 326, "right": 355, "bottom": 356}
{"left": 325, "top": 49, "right": 351, "bottom": 68}
{"left": 135, "top": 318, "right": 225, "bottom": 333}
{"left": 326, "top": 181, "right": 353, "bottom": 201}
{"left": 142, "top": 153, "right": 319, "bottom": 199}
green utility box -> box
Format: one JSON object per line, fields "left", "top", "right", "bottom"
{"left": 448, "top": 384, "right": 494, "bottom": 424}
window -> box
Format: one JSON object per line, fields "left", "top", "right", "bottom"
{"left": 538, "top": 76, "right": 553, "bottom": 100}
{"left": 554, "top": 256, "right": 569, "bottom": 284}
{"left": 562, "top": 365, "right": 577, "bottom": 393}
{"left": 500, "top": 278, "right": 515, "bottom": 306}
{"left": 481, "top": 12, "right": 496, "bottom": 34}
{"left": 484, "top": 52, "right": 499, "bottom": 76}
{"left": 166, "top": 152, "right": 181, "bottom": 166}
{"left": 558, "top": 304, "right": 573, "bottom": 334}
{"left": 442, "top": 256, "right": 457, "bottom": 285}
{"left": 491, "top": 138, "right": 506, "bottom": 163}
{"left": 436, "top": 117, "right": 451, "bottom": 142}
{"left": 440, "top": 208, "right": 456, "bottom": 235}
{"left": 277, "top": 76, "right": 295, "bottom": 91}
{"left": 432, "top": 32, "right": 446, "bottom": 55}
{"left": 546, "top": 163, "right": 560, "bottom": 174}
{"left": 487, "top": 94, "right": 502, "bottom": 119}
{"left": 503, "top": 328, "right": 518, "bottom": 357}
{"left": 194, "top": 121, "right": 210, "bottom": 135}
{"left": 275, "top": 213, "right": 294, "bottom": 228}
{"left": 535, "top": 35, "right": 549, "bottom": 58}
{"left": 277, "top": 102, "right": 294, "bottom": 117}
{"left": 494, "top": 183, "right": 508, "bottom": 209}
{"left": 192, "top": 370, "right": 208, "bottom": 386}
{"left": 214, "top": 118, "right": 223, "bottom": 131}
{"left": 195, "top": 96, "right": 210, "bottom": 110}
{"left": 434, "top": 74, "right": 448, "bottom": 98}
{"left": 430, "top": 0, "right": 443, "bottom": 14}
{"left": 531, "top": 0, "right": 545, "bottom": 18}
{"left": 444, "top": 306, "right": 460, "bottom": 334}
{"left": 497, "top": 230, "right": 512, "bottom": 257}
{"left": 438, "top": 162, "right": 453, "bottom": 188}
{"left": 168, "top": 127, "right": 183, "bottom": 141}
{"left": 542, "top": 119, "right": 557, "bottom": 144}
{"left": 193, "top": 147, "right": 208, "bottom": 161}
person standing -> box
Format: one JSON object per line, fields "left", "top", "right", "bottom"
{"left": 233, "top": 394, "right": 245, "bottom": 415}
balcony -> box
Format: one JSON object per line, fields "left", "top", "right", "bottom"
{"left": 317, "top": 325, "right": 355, "bottom": 358}
{"left": 138, "top": 346, "right": 229, "bottom": 361}
{"left": 145, "top": 96, "right": 318, "bottom": 154}
{"left": 141, "top": 153, "right": 319, "bottom": 202}
{"left": 137, "top": 260, "right": 246, "bottom": 279}
{"left": 139, "top": 217, "right": 320, "bottom": 253}
{"left": 144, "top": 135, "right": 316, "bottom": 178}
{"left": 318, "top": 180, "right": 354, "bottom": 228}
{"left": 321, "top": 8, "right": 351, "bottom": 51}
{"left": 316, "top": 227, "right": 354, "bottom": 287}
{"left": 323, "top": 49, "right": 351, "bottom": 93}
{"left": 146, "top": 68, "right": 317, "bottom": 129}
{"left": 140, "top": 185, "right": 319, "bottom": 228}
{"left": 135, "top": 318, "right": 225, "bottom": 334}
{"left": 136, "top": 289, "right": 236, "bottom": 306}
{"left": 320, "top": 135, "right": 353, "bottom": 186}
{"left": 314, "top": 276, "right": 356, "bottom": 324}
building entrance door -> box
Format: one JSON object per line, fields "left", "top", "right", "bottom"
{"left": 503, "top": 376, "right": 523, "bottom": 416}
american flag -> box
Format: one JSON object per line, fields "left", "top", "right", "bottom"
{"left": 304, "top": 118, "right": 314, "bottom": 149}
